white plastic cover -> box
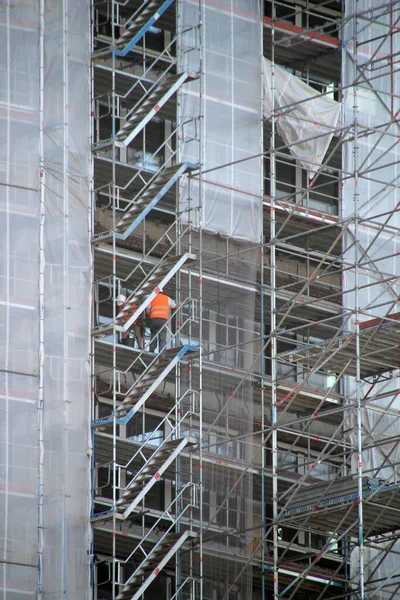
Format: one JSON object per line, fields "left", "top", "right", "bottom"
{"left": 263, "top": 57, "right": 340, "bottom": 177}
{"left": 178, "top": 1, "right": 260, "bottom": 597}
{"left": 0, "top": 0, "right": 91, "bottom": 597}
{"left": 41, "top": 1, "right": 91, "bottom": 597}
{"left": 0, "top": 3, "right": 41, "bottom": 596}
{"left": 179, "top": 0, "right": 263, "bottom": 243}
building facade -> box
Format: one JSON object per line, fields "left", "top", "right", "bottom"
{"left": 1, "top": 0, "right": 400, "bottom": 599}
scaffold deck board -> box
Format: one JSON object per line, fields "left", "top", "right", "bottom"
{"left": 280, "top": 476, "right": 400, "bottom": 537}
{"left": 92, "top": 526, "right": 342, "bottom": 597}
{"left": 280, "top": 313, "right": 400, "bottom": 378}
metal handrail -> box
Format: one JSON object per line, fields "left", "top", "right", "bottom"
{"left": 114, "top": 0, "right": 148, "bottom": 25}
{"left": 169, "top": 577, "right": 199, "bottom": 600}
{"left": 122, "top": 302, "right": 197, "bottom": 390}
{"left": 121, "top": 219, "right": 191, "bottom": 284}
{"left": 91, "top": 119, "right": 196, "bottom": 240}
{"left": 116, "top": 44, "right": 179, "bottom": 126}
{"left": 119, "top": 32, "right": 182, "bottom": 101}
{"left": 93, "top": 297, "right": 197, "bottom": 383}
{"left": 116, "top": 482, "right": 195, "bottom": 568}
{"left": 123, "top": 390, "right": 198, "bottom": 471}
{"left": 115, "top": 117, "right": 196, "bottom": 198}
{"left": 115, "top": 24, "right": 195, "bottom": 106}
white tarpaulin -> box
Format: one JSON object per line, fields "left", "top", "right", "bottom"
{"left": 263, "top": 57, "right": 340, "bottom": 177}
{"left": 179, "top": 0, "right": 263, "bottom": 243}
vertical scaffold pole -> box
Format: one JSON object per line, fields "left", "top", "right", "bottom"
{"left": 270, "top": 2, "right": 279, "bottom": 599}
{"left": 89, "top": 0, "right": 96, "bottom": 593}
{"left": 198, "top": 0, "right": 204, "bottom": 597}
{"left": 260, "top": 2, "right": 266, "bottom": 599}
{"left": 111, "top": 1, "right": 117, "bottom": 597}
{"left": 352, "top": 9, "right": 365, "bottom": 600}
{"left": 62, "top": 0, "right": 70, "bottom": 592}
{"left": 38, "top": 0, "right": 45, "bottom": 596}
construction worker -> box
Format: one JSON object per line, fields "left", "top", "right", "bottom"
{"left": 146, "top": 289, "right": 176, "bottom": 353}
{"left": 116, "top": 294, "right": 144, "bottom": 349}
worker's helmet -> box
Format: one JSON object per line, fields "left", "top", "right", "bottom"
{"left": 158, "top": 287, "right": 163, "bottom": 293}
{"left": 116, "top": 293, "right": 126, "bottom": 306}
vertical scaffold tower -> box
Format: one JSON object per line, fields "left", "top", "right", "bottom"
{"left": 90, "top": 1, "right": 202, "bottom": 598}
{"left": 263, "top": 1, "right": 400, "bottom": 599}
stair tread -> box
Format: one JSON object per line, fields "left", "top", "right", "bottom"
{"left": 116, "top": 73, "right": 188, "bottom": 139}
{"left": 118, "top": 533, "right": 195, "bottom": 597}
{"left": 116, "top": 2, "right": 166, "bottom": 46}
{"left": 116, "top": 165, "right": 184, "bottom": 228}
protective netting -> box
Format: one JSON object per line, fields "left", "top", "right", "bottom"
{"left": 0, "top": 0, "right": 91, "bottom": 597}
{"left": 343, "top": 1, "right": 400, "bottom": 596}
{"left": 179, "top": 0, "right": 262, "bottom": 243}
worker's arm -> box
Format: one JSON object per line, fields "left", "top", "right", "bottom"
{"left": 169, "top": 298, "right": 177, "bottom": 310}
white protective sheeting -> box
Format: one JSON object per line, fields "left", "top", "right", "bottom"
{"left": 342, "top": 1, "right": 400, "bottom": 597}
{"left": 0, "top": 0, "right": 91, "bottom": 597}
{"left": 179, "top": 0, "right": 263, "bottom": 243}
{"left": 42, "top": 0, "right": 92, "bottom": 597}
{"left": 178, "top": 2, "right": 259, "bottom": 598}
{"left": 0, "top": 3, "right": 40, "bottom": 596}
{"left": 263, "top": 58, "right": 340, "bottom": 177}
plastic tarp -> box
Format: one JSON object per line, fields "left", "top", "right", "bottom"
{"left": 342, "top": 1, "right": 400, "bottom": 597}
{"left": 179, "top": 0, "right": 263, "bottom": 243}
{"left": 0, "top": 3, "right": 41, "bottom": 597}
{"left": 263, "top": 57, "right": 340, "bottom": 177}
{"left": 0, "top": 0, "right": 91, "bottom": 597}
{"left": 42, "top": 1, "right": 91, "bottom": 597}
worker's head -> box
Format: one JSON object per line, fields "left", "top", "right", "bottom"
{"left": 158, "top": 287, "right": 163, "bottom": 294}
{"left": 116, "top": 293, "right": 126, "bottom": 306}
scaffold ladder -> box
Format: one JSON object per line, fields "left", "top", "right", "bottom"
{"left": 115, "top": 72, "right": 193, "bottom": 147}
{"left": 115, "top": 0, "right": 175, "bottom": 57}
{"left": 118, "top": 436, "right": 197, "bottom": 519}
{"left": 116, "top": 531, "right": 197, "bottom": 600}
{"left": 91, "top": 345, "right": 197, "bottom": 428}
{"left": 116, "top": 162, "right": 197, "bottom": 239}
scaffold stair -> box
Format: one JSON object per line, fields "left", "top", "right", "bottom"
{"left": 117, "top": 530, "right": 197, "bottom": 600}
{"left": 116, "top": 345, "right": 197, "bottom": 416}
{"left": 91, "top": 345, "right": 197, "bottom": 428}
{"left": 115, "top": 0, "right": 175, "bottom": 57}
{"left": 116, "top": 162, "right": 196, "bottom": 239}
{"left": 117, "top": 252, "right": 197, "bottom": 333}
{"left": 115, "top": 72, "right": 193, "bottom": 147}
{"left": 117, "top": 436, "right": 197, "bottom": 519}
{"left": 92, "top": 252, "right": 196, "bottom": 338}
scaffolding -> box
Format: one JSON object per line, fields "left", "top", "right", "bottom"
{"left": 90, "top": 1, "right": 400, "bottom": 600}
{"left": 91, "top": 1, "right": 203, "bottom": 598}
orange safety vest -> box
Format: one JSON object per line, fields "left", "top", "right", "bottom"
{"left": 149, "top": 293, "right": 170, "bottom": 320}
{"left": 119, "top": 300, "right": 141, "bottom": 324}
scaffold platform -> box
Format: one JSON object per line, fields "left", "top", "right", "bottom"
{"left": 280, "top": 476, "right": 400, "bottom": 537}
{"left": 279, "top": 313, "right": 400, "bottom": 378}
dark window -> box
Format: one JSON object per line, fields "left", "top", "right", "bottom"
{"left": 265, "top": 152, "right": 297, "bottom": 201}
{"left": 302, "top": 168, "right": 339, "bottom": 215}
{"left": 265, "top": 1, "right": 296, "bottom": 23}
